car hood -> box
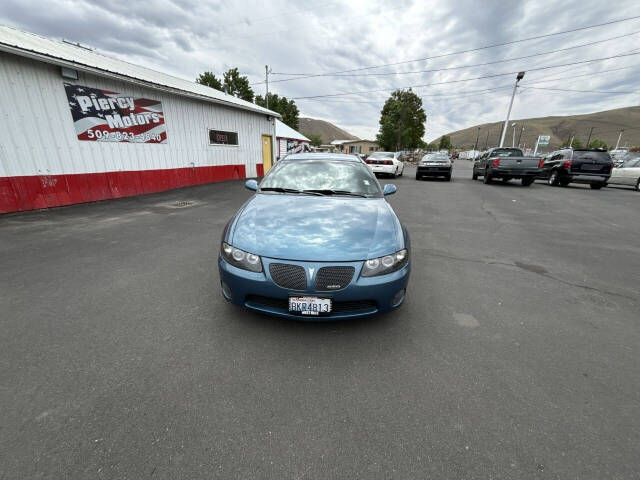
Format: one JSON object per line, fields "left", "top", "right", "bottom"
{"left": 228, "top": 193, "right": 404, "bottom": 261}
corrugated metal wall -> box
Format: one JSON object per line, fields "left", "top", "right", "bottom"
{"left": 0, "top": 52, "right": 275, "bottom": 213}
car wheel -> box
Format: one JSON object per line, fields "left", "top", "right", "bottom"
{"left": 636, "top": 178, "right": 640, "bottom": 191}
{"left": 521, "top": 176, "right": 535, "bottom": 187}
{"left": 548, "top": 169, "right": 560, "bottom": 186}
{"left": 399, "top": 165, "right": 404, "bottom": 177}
{"left": 445, "top": 174, "right": 452, "bottom": 182}
{"left": 472, "top": 169, "right": 478, "bottom": 180}
{"left": 415, "top": 173, "right": 421, "bottom": 180}
{"left": 590, "top": 182, "right": 605, "bottom": 190}
{"left": 559, "top": 179, "right": 570, "bottom": 187}
{"left": 483, "top": 169, "right": 493, "bottom": 184}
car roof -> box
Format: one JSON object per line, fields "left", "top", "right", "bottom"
{"left": 282, "top": 153, "right": 362, "bottom": 162}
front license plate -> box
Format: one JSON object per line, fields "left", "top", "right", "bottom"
{"left": 289, "top": 296, "right": 332, "bottom": 315}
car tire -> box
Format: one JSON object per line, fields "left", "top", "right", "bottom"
{"left": 445, "top": 174, "right": 452, "bottom": 182}
{"left": 415, "top": 173, "right": 421, "bottom": 180}
{"left": 472, "top": 169, "right": 478, "bottom": 180}
{"left": 636, "top": 178, "right": 640, "bottom": 191}
{"left": 483, "top": 169, "right": 493, "bottom": 184}
{"left": 399, "top": 165, "right": 404, "bottom": 177}
{"left": 590, "top": 182, "right": 605, "bottom": 190}
{"left": 559, "top": 179, "right": 570, "bottom": 187}
{"left": 548, "top": 169, "right": 560, "bottom": 186}
{"left": 521, "top": 176, "right": 535, "bottom": 187}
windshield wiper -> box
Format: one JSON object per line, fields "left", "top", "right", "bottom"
{"left": 302, "top": 189, "right": 368, "bottom": 197}
{"left": 260, "top": 187, "right": 323, "bottom": 196}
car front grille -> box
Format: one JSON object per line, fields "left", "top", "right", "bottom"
{"left": 269, "top": 263, "right": 307, "bottom": 290}
{"left": 314, "top": 266, "right": 355, "bottom": 291}
{"left": 245, "top": 295, "right": 377, "bottom": 314}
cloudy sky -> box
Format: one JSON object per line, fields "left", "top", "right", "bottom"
{"left": 2, "top": 0, "right": 640, "bottom": 143}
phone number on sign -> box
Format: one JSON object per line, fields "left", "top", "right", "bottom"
{"left": 86, "top": 130, "right": 162, "bottom": 142}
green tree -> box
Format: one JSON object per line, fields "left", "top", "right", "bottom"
{"left": 438, "top": 135, "right": 452, "bottom": 150}
{"left": 222, "top": 67, "right": 254, "bottom": 102}
{"left": 587, "top": 138, "right": 607, "bottom": 150}
{"left": 256, "top": 93, "right": 300, "bottom": 130}
{"left": 376, "top": 89, "right": 427, "bottom": 151}
{"left": 196, "top": 71, "right": 223, "bottom": 91}
{"left": 561, "top": 137, "right": 583, "bottom": 148}
{"left": 306, "top": 133, "right": 322, "bottom": 147}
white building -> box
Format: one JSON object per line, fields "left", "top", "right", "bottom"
{"left": 275, "top": 120, "right": 310, "bottom": 159}
{"left": 0, "top": 25, "right": 280, "bottom": 214}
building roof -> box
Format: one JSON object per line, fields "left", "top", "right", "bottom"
{"left": 0, "top": 25, "right": 279, "bottom": 118}
{"left": 330, "top": 139, "right": 354, "bottom": 145}
{"left": 275, "top": 119, "right": 309, "bottom": 142}
{"left": 339, "top": 139, "right": 378, "bottom": 144}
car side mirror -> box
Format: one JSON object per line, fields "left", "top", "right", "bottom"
{"left": 245, "top": 179, "right": 258, "bottom": 191}
{"left": 383, "top": 184, "right": 397, "bottom": 196}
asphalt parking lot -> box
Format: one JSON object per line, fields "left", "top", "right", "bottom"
{"left": 1, "top": 160, "right": 639, "bottom": 479}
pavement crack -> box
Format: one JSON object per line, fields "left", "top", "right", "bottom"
{"left": 417, "top": 248, "right": 635, "bottom": 302}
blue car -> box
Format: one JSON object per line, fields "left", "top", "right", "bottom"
{"left": 218, "top": 153, "right": 411, "bottom": 320}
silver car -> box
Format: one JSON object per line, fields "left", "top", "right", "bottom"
{"left": 608, "top": 156, "right": 640, "bottom": 191}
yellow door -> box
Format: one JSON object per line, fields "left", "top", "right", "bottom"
{"left": 262, "top": 135, "right": 273, "bottom": 174}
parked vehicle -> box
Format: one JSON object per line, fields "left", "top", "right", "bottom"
{"left": 365, "top": 151, "right": 405, "bottom": 178}
{"left": 472, "top": 147, "right": 540, "bottom": 186}
{"left": 539, "top": 148, "right": 613, "bottom": 189}
{"left": 416, "top": 153, "right": 452, "bottom": 181}
{"left": 219, "top": 154, "right": 411, "bottom": 320}
{"left": 611, "top": 151, "right": 640, "bottom": 168}
{"left": 608, "top": 156, "right": 640, "bottom": 191}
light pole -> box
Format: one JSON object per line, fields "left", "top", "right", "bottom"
{"left": 615, "top": 130, "right": 624, "bottom": 150}
{"left": 511, "top": 123, "right": 517, "bottom": 147}
{"left": 484, "top": 129, "right": 490, "bottom": 150}
{"left": 499, "top": 71, "right": 525, "bottom": 147}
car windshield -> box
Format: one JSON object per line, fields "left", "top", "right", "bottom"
{"left": 573, "top": 151, "right": 612, "bottom": 162}
{"left": 491, "top": 148, "right": 523, "bottom": 157}
{"left": 369, "top": 152, "right": 394, "bottom": 159}
{"left": 260, "top": 160, "right": 382, "bottom": 197}
{"left": 423, "top": 154, "right": 449, "bottom": 161}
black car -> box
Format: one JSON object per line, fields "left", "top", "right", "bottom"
{"left": 416, "top": 153, "right": 452, "bottom": 181}
{"left": 539, "top": 148, "right": 613, "bottom": 189}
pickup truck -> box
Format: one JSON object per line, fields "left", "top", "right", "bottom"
{"left": 472, "top": 147, "right": 541, "bottom": 186}
{"left": 539, "top": 148, "right": 613, "bottom": 189}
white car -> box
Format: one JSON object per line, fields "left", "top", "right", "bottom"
{"left": 365, "top": 152, "right": 404, "bottom": 177}
{"left": 608, "top": 156, "right": 640, "bottom": 191}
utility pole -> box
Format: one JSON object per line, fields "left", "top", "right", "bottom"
{"left": 473, "top": 127, "right": 480, "bottom": 152}
{"left": 586, "top": 126, "right": 594, "bottom": 147}
{"left": 499, "top": 71, "right": 525, "bottom": 147}
{"left": 484, "top": 129, "right": 490, "bottom": 150}
{"left": 517, "top": 126, "right": 524, "bottom": 147}
{"left": 265, "top": 65, "right": 271, "bottom": 109}
{"left": 511, "top": 123, "right": 517, "bottom": 147}
{"left": 615, "top": 130, "right": 624, "bottom": 150}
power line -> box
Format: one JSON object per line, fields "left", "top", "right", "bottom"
{"left": 290, "top": 51, "right": 640, "bottom": 100}
{"left": 251, "top": 14, "right": 640, "bottom": 85}
{"left": 264, "top": 30, "right": 640, "bottom": 82}
{"left": 524, "top": 86, "right": 635, "bottom": 94}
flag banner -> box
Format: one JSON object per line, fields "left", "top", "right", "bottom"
{"left": 64, "top": 83, "right": 167, "bottom": 143}
{"left": 287, "top": 139, "right": 309, "bottom": 154}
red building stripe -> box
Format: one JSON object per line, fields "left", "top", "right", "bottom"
{"left": 0, "top": 164, "right": 247, "bottom": 214}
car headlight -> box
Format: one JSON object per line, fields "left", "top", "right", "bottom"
{"left": 221, "top": 242, "right": 262, "bottom": 272}
{"left": 361, "top": 249, "right": 408, "bottom": 277}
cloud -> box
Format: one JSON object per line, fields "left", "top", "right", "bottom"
{"left": 2, "top": 0, "right": 639, "bottom": 141}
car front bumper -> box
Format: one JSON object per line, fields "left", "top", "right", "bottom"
{"left": 219, "top": 255, "right": 410, "bottom": 320}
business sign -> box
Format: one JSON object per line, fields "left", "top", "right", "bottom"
{"left": 64, "top": 83, "right": 167, "bottom": 143}
{"left": 537, "top": 135, "right": 551, "bottom": 146}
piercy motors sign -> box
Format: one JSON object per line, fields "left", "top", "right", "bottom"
{"left": 64, "top": 83, "right": 167, "bottom": 143}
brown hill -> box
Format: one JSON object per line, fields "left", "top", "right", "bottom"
{"left": 299, "top": 117, "right": 359, "bottom": 144}
{"left": 433, "top": 105, "right": 640, "bottom": 152}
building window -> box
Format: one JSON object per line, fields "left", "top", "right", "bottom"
{"left": 209, "top": 130, "right": 238, "bottom": 145}
{"left": 349, "top": 145, "right": 361, "bottom": 153}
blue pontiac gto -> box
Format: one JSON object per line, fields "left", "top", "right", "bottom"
{"left": 218, "top": 153, "right": 410, "bottom": 320}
